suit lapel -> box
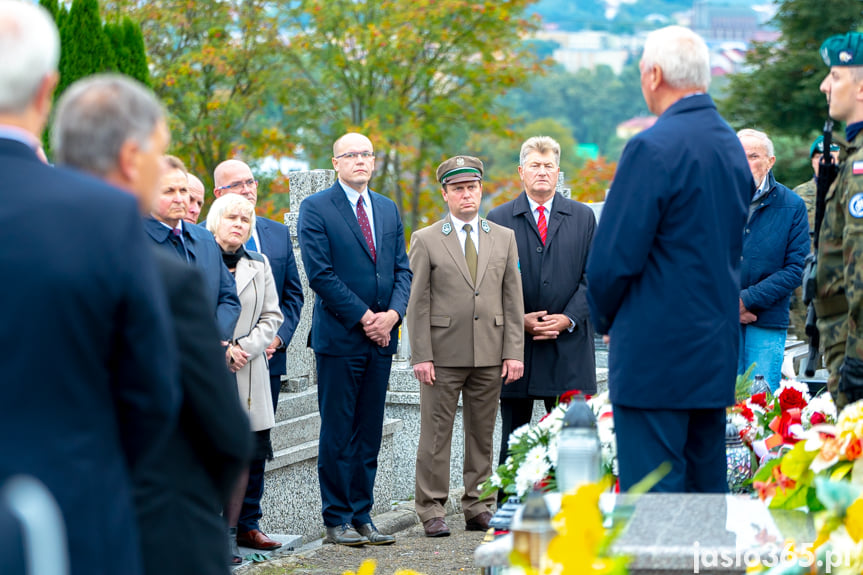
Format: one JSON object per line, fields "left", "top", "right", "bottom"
{"left": 514, "top": 192, "right": 543, "bottom": 246}
{"left": 331, "top": 185, "right": 375, "bottom": 263}
{"left": 235, "top": 257, "right": 258, "bottom": 294}
{"left": 545, "top": 194, "right": 569, "bottom": 248}
{"left": 474, "top": 219, "right": 495, "bottom": 288}
{"left": 440, "top": 215, "right": 474, "bottom": 287}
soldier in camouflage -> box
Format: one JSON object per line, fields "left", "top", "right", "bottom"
{"left": 815, "top": 32, "right": 863, "bottom": 410}
{"left": 789, "top": 136, "right": 840, "bottom": 339}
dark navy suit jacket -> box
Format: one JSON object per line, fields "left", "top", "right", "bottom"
{"left": 586, "top": 94, "right": 752, "bottom": 409}
{"left": 297, "top": 182, "right": 412, "bottom": 356}
{"left": 256, "top": 216, "right": 303, "bottom": 376}
{"left": 143, "top": 218, "right": 241, "bottom": 341}
{"left": 0, "top": 137, "right": 179, "bottom": 575}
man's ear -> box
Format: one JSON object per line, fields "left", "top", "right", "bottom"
{"left": 117, "top": 138, "right": 140, "bottom": 183}
{"left": 648, "top": 64, "right": 663, "bottom": 92}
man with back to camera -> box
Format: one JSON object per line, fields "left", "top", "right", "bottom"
{"left": 0, "top": 4, "right": 179, "bottom": 574}
{"left": 52, "top": 73, "right": 251, "bottom": 575}
{"left": 407, "top": 155, "right": 524, "bottom": 536}
{"left": 213, "top": 158, "right": 304, "bottom": 551}
{"left": 586, "top": 26, "right": 753, "bottom": 493}
{"left": 486, "top": 135, "right": 596, "bottom": 476}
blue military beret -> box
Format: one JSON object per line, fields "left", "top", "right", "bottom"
{"left": 821, "top": 32, "right": 863, "bottom": 67}
{"left": 810, "top": 135, "right": 841, "bottom": 158}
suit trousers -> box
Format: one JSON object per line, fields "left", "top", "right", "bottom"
{"left": 498, "top": 397, "right": 556, "bottom": 466}
{"left": 613, "top": 404, "right": 728, "bottom": 493}
{"left": 414, "top": 365, "right": 501, "bottom": 522}
{"left": 238, "top": 373, "right": 282, "bottom": 534}
{"left": 316, "top": 350, "right": 392, "bottom": 527}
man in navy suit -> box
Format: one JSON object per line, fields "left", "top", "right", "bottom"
{"left": 144, "top": 156, "right": 241, "bottom": 341}
{"left": 0, "top": 5, "right": 179, "bottom": 575}
{"left": 52, "top": 73, "right": 252, "bottom": 575}
{"left": 298, "top": 133, "right": 412, "bottom": 546}
{"left": 213, "top": 159, "right": 304, "bottom": 551}
{"left": 586, "top": 26, "right": 752, "bottom": 493}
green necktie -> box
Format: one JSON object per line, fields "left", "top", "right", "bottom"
{"left": 463, "top": 223, "right": 477, "bottom": 284}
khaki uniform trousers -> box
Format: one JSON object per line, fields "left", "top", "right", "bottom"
{"left": 414, "top": 365, "right": 500, "bottom": 522}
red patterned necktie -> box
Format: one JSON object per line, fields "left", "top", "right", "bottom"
{"left": 357, "top": 196, "right": 376, "bottom": 262}
{"left": 536, "top": 205, "right": 547, "bottom": 245}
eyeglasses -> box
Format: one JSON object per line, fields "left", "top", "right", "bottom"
{"left": 215, "top": 178, "right": 257, "bottom": 192}
{"left": 335, "top": 151, "right": 375, "bottom": 160}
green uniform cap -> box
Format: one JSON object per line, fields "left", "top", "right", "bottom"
{"left": 821, "top": 32, "right": 863, "bottom": 67}
{"left": 436, "top": 155, "right": 484, "bottom": 185}
{"left": 811, "top": 135, "right": 841, "bottom": 158}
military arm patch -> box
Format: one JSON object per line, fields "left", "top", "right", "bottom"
{"left": 850, "top": 193, "right": 863, "bottom": 218}
{"left": 853, "top": 161, "right": 863, "bottom": 175}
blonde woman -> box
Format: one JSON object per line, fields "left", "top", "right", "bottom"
{"left": 206, "top": 194, "right": 283, "bottom": 563}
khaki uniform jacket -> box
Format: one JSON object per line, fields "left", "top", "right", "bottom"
{"left": 407, "top": 215, "right": 524, "bottom": 368}
{"left": 232, "top": 252, "right": 284, "bottom": 431}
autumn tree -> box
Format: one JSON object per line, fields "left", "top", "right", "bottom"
{"left": 102, "top": 0, "right": 298, "bottom": 192}
{"left": 719, "top": 0, "right": 862, "bottom": 137}
{"left": 282, "top": 0, "right": 545, "bottom": 232}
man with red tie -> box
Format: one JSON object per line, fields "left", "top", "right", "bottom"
{"left": 297, "top": 133, "right": 412, "bottom": 547}
{"left": 487, "top": 136, "right": 598, "bottom": 473}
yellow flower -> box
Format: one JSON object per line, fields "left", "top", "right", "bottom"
{"left": 837, "top": 401, "right": 863, "bottom": 439}
{"left": 847, "top": 498, "right": 863, "bottom": 542}
{"left": 343, "top": 559, "right": 377, "bottom": 575}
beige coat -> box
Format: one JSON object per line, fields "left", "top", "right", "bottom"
{"left": 232, "top": 253, "right": 283, "bottom": 431}
{"left": 407, "top": 215, "right": 524, "bottom": 367}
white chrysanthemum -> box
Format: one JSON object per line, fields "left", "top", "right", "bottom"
{"left": 776, "top": 379, "right": 812, "bottom": 403}
{"left": 488, "top": 472, "right": 503, "bottom": 488}
{"left": 514, "top": 450, "right": 550, "bottom": 497}
{"left": 547, "top": 435, "right": 559, "bottom": 467}
{"left": 508, "top": 423, "right": 531, "bottom": 449}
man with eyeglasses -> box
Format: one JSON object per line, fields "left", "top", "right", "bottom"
{"left": 487, "top": 136, "right": 597, "bottom": 482}
{"left": 213, "top": 159, "right": 304, "bottom": 552}
{"left": 297, "top": 133, "right": 412, "bottom": 546}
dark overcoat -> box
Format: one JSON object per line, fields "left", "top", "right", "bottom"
{"left": 586, "top": 94, "right": 752, "bottom": 409}
{"left": 487, "top": 192, "right": 597, "bottom": 397}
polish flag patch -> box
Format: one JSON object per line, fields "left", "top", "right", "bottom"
{"left": 853, "top": 161, "right": 863, "bottom": 175}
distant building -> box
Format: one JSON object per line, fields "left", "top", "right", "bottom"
{"left": 536, "top": 29, "right": 639, "bottom": 75}
{"left": 693, "top": 0, "right": 759, "bottom": 43}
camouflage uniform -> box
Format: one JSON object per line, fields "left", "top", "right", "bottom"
{"left": 815, "top": 132, "right": 863, "bottom": 409}
{"left": 789, "top": 178, "right": 817, "bottom": 339}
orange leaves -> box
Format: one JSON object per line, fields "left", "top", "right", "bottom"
{"left": 570, "top": 157, "right": 617, "bottom": 204}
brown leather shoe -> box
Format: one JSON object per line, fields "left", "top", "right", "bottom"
{"left": 422, "top": 517, "right": 451, "bottom": 537}
{"left": 465, "top": 511, "right": 493, "bottom": 532}
{"left": 237, "top": 529, "right": 282, "bottom": 550}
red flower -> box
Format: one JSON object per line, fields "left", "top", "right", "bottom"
{"left": 778, "top": 388, "right": 807, "bottom": 411}
{"left": 750, "top": 392, "right": 768, "bottom": 409}
{"left": 559, "top": 390, "right": 581, "bottom": 405}
{"left": 737, "top": 403, "right": 755, "bottom": 422}
{"left": 810, "top": 412, "right": 826, "bottom": 426}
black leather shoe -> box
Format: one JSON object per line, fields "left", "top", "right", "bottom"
{"left": 465, "top": 511, "right": 493, "bottom": 532}
{"left": 356, "top": 523, "right": 395, "bottom": 545}
{"left": 423, "top": 517, "right": 451, "bottom": 537}
{"left": 324, "top": 524, "right": 368, "bottom": 546}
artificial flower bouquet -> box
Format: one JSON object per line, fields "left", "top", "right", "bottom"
{"left": 751, "top": 399, "right": 860, "bottom": 512}
{"left": 481, "top": 390, "right": 618, "bottom": 501}
{"left": 729, "top": 379, "right": 836, "bottom": 466}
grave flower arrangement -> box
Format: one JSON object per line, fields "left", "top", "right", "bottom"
{"left": 481, "top": 390, "right": 618, "bottom": 501}
{"left": 728, "top": 379, "right": 836, "bottom": 465}
{"left": 751, "top": 399, "right": 860, "bottom": 512}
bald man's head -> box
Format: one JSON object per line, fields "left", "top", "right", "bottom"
{"left": 214, "top": 159, "right": 257, "bottom": 205}
{"left": 185, "top": 173, "right": 205, "bottom": 224}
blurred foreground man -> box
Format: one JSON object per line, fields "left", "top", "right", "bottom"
{"left": 814, "top": 32, "right": 863, "bottom": 410}
{"left": 53, "top": 74, "right": 251, "bottom": 575}
{"left": 586, "top": 26, "right": 752, "bottom": 493}
{"left": 0, "top": 4, "right": 179, "bottom": 574}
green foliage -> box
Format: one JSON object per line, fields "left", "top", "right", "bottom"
{"left": 736, "top": 362, "right": 757, "bottom": 403}
{"left": 57, "top": 0, "right": 117, "bottom": 96}
{"left": 719, "top": 0, "right": 863, "bottom": 137}
{"left": 105, "top": 18, "right": 150, "bottom": 86}
{"left": 38, "top": 0, "right": 59, "bottom": 20}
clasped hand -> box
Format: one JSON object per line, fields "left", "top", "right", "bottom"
{"left": 361, "top": 309, "right": 399, "bottom": 347}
